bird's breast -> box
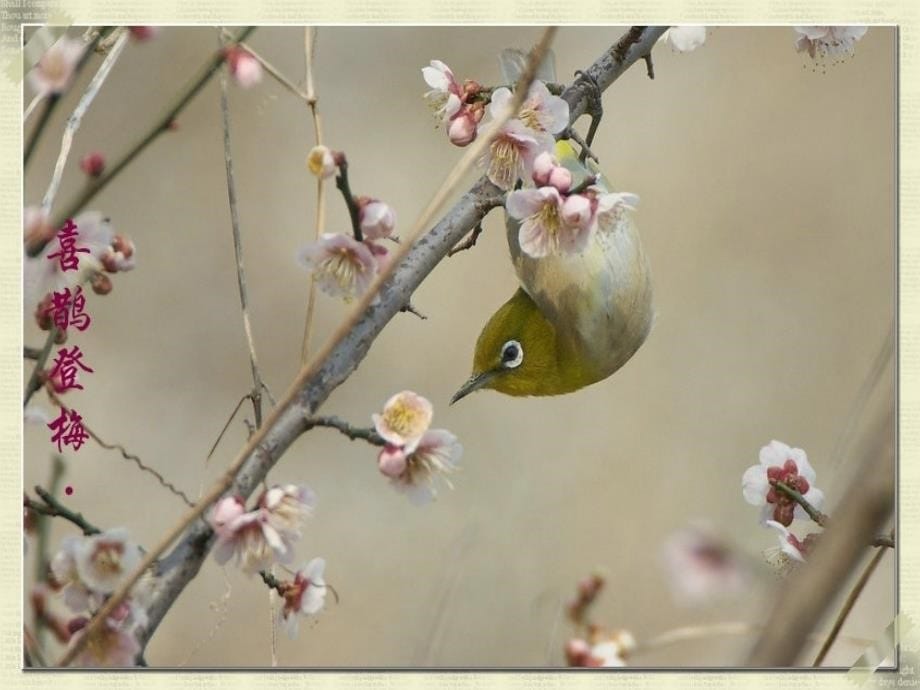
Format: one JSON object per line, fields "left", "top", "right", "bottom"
{"left": 506, "top": 215, "right": 654, "bottom": 382}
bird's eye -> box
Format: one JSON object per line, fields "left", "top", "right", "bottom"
{"left": 500, "top": 339, "right": 523, "bottom": 369}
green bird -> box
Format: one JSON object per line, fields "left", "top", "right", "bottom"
{"left": 451, "top": 52, "right": 654, "bottom": 403}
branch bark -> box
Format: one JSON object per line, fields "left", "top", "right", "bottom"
{"left": 130, "top": 26, "right": 668, "bottom": 657}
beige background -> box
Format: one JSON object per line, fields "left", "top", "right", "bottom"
{"left": 22, "top": 26, "right": 895, "bottom": 668}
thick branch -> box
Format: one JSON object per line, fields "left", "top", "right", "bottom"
{"left": 124, "top": 26, "right": 668, "bottom": 657}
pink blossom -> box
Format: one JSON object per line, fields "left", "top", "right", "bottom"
{"left": 659, "top": 26, "right": 708, "bottom": 52}
{"left": 422, "top": 60, "right": 463, "bottom": 124}
{"left": 224, "top": 46, "right": 263, "bottom": 88}
{"left": 480, "top": 119, "right": 546, "bottom": 191}
{"left": 297, "top": 233, "right": 378, "bottom": 300}
{"left": 27, "top": 36, "right": 84, "bottom": 96}
{"left": 593, "top": 189, "right": 640, "bottom": 234}
{"left": 50, "top": 536, "right": 97, "bottom": 613}
{"left": 67, "top": 617, "right": 140, "bottom": 667}
{"left": 490, "top": 81, "right": 569, "bottom": 138}
{"left": 764, "top": 520, "right": 807, "bottom": 563}
{"left": 742, "top": 440, "right": 825, "bottom": 526}
{"left": 386, "top": 429, "right": 461, "bottom": 505}
{"left": 507, "top": 186, "right": 592, "bottom": 258}
{"left": 447, "top": 107, "right": 480, "bottom": 147}
{"left": 280, "top": 557, "right": 327, "bottom": 639}
{"left": 73, "top": 528, "right": 142, "bottom": 595}
{"left": 372, "top": 390, "right": 433, "bottom": 453}
{"left": 566, "top": 630, "right": 636, "bottom": 667}
{"left": 378, "top": 445, "right": 408, "bottom": 478}
{"left": 129, "top": 27, "right": 160, "bottom": 42}
{"left": 260, "top": 484, "right": 315, "bottom": 540}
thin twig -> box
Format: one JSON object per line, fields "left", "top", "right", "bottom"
{"left": 334, "top": 160, "right": 363, "bottom": 242}
{"left": 219, "top": 29, "right": 265, "bottom": 430}
{"left": 775, "top": 480, "right": 829, "bottom": 527}
{"left": 46, "top": 389, "right": 194, "bottom": 507}
{"left": 33, "top": 456, "right": 65, "bottom": 646}
{"left": 812, "top": 531, "right": 894, "bottom": 666}
{"left": 235, "top": 39, "right": 310, "bottom": 102}
{"left": 23, "top": 329, "right": 57, "bottom": 405}
{"left": 305, "top": 415, "right": 385, "bottom": 445}
{"left": 36, "top": 27, "right": 258, "bottom": 251}
{"left": 30, "top": 486, "right": 101, "bottom": 535}
{"left": 24, "top": 29, "right": 110, "bottom": 167}
{"left": 259, "top": 570, "right": 284, "bottom": 594}
{"left": 399, "top": 302, "right": 427, "bottom": 320}
{"left": 635, "top": 621, "right": 873, "bottom": 656}
{"left": 24, "top": 93, "right": 45, "bottom": 122}
{"left": 300, "top": 27, "right": 326, "bottom": 364}
{"left": 56, "top": 27, "right": 558, "bottom": 668}
{"left": 24, "top": 346, "right": 43, "bottom": 360}
{"left": 41, "top": 29, "right": 130, "bottom": 216}
{"left": 448, "top": 223, "right": 484, "bottom": 257}
{"left": 207, "top": 394, "right": 250, "bottom": 461}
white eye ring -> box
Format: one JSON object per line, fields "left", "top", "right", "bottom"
{"left": 500, "top": 339, "right": 523, "bottom": 369}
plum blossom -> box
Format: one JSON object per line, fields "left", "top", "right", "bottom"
{"left": 659, "top": 26, "right": 708, "bottom": 53}
{"left": 593, "top": 189, "right": 640, "bottom": 234}
{"left": 307, "top": 145, "right": 337, "bottom": 179}
{"left": 764, "top": 520, "right": 807, "bottom": 564}
{"left": 380, "top": 429, "right": 462, "bottom": 505}
{"left": 372, "top": 390, "right": 433, "bottom": 453}
{"left": 479, "top": 81, "right": 568, "bottom": 189}
{"left": 794, "top": 26, "right": 868, "bottom": 60}
{"left": 67, "top": 615, "right": 141, "bottom": 667}
{"left": 224, "top": 45, "right": 262, "bottom": 88}
{"left": 507, "top": 186, "right": 592, "bottom": 258}
{"left": 73, "top": 528, "right": 142, "bottom": 595}
{"left": 661, "top": 523, "right": 748, "bottom": 606}
{"left": 565, "top": 630, "right": 637, "bottom": 667}
{"left": 279, "top": 557, "right": 327, "bottom": 638}
{"left": 297, "top": 232, "right": 378, "bottom": 300}
{"left": 482, "top": 119, "right": 543, "bottom": 191}
{"left": 50, "top": 536, "right": 98, "bottom": 613}
{"left": 742, "top": 440, "right": 825, "bottom": 526}
{"left": 27, "top": 36, "right": 84, "bottom": 96}
{"left": 422, "top": 60, "right": 463, "bottom": 124}
{"left": 24, "top": 212, "right": 132, "bottom": 312}
{"left": 491, "top": 80, "right": 569, "bottom": 141}
{"left": 210, "top": 487, "right": 313, "bottom": 574}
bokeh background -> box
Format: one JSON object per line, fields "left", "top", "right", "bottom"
{"left": 23, "top": 26, "right": 896, "bottom": 667}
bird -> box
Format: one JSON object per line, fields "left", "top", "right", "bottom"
{"left": 450, "top": 139, "right": 654, "bottom": 403}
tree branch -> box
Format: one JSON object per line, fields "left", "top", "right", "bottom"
{"left": 60, "top": 27, "right": 667, "bottom": 664}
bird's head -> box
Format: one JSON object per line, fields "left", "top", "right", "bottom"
{"left": 451, "top": 287, "right": 591, "bottom": 403}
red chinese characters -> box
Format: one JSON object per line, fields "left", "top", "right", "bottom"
{"left": 48, "top": 407, "right": 90, "bottom": 452}
{"left": 46, "top": 219, "right": 89, "bottom": 272}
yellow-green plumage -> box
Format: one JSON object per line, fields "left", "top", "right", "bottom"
{"left": 452, "top": 141, "right": 654, "bottom": 402}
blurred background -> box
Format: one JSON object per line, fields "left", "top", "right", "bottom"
{"left": 23, "top": 26, "right": 895, "bottom": 667}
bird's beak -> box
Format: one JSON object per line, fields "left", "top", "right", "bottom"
{"left": 450, "top": 370, "right": 498, "bottom": 405}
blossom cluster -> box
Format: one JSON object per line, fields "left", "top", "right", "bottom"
{"left": 742, "top": 439, "right": 824, "bottom": 571}
{"left": 297, "top": 147, "right": 398, "bottom": 301}
{"left": 26, "top": 211, "right": 136, "bottom": 324}
{"left": 507, "top": 151, "right": 639, "bottom": 258}
{"left": 373, "top": 391, "right": 462, "bottom": 504}
{"left": 43, "top": 528, "right": 146, "bottom": 666}
{"left": 207, "top": 484, "right": 327, "bottom": 637}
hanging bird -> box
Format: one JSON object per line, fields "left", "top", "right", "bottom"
{"left": 450, "top": 140, "right": 654, "bottom": 403}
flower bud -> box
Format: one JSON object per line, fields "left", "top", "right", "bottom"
{"left": 448, "top": 110, "right": 478, "bottom": 147}
{"left": 224, "top": 46, "right": 262, "bottom": 89}
{"left": 307, "top": 145, "right": 337, "bottom": 179}
{"left": 79, "top": 152, "right": 106, "bottom": 178}
{"left": 358, "top": 199, "right": 397, "bottom": 240}
{"left": 378, "top": 445, "right": 408, "bottom": 478}
{"left": 561, "top": 193, "right": 594, "bottom": 230}
{"left": 90, "top": 272, "right": 113, "bottom": 295}
{"left": 532, "top": 152, "right": 556, "bottom": 186}
{"left": 548, "top": 166, "right": 572, "bottom": 193}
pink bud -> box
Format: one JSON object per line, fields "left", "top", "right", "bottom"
{"left": 67, "top": 617, "right": 89, "bottom": 634}
{"left": 359, "top": 200, "right": 397, "bottom": 240}
{"left": 378, "top": 445, "right": 408, "bottom": 478}
{"left": 224, "top": 46, "right": 262, "bottom": 89}
{"left": 448, "top": 111, "right": 478, "bottom": 147}
{"left": 548, "top": 166, "right": 572, "bottom": 193}
{"left": 532, "top": 152, "right": 555, "bottom": 186}
{"left": 561, "top": 194, "right": 594, "bottom": 229}
{"left": 79, "top": 152, "right": 106, "bottom": 178}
